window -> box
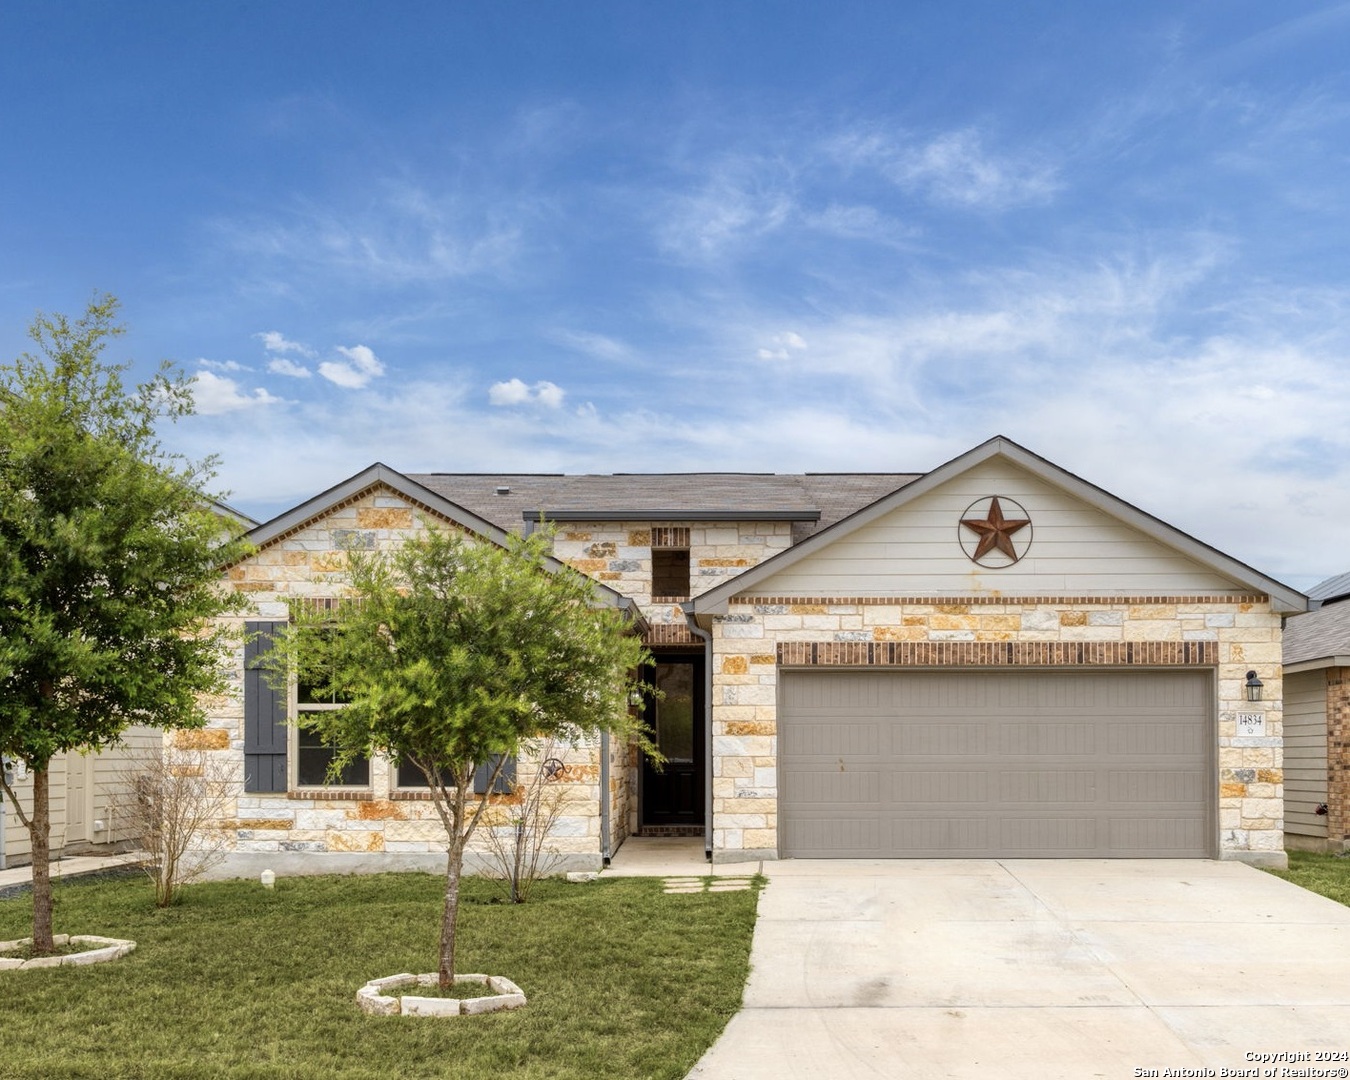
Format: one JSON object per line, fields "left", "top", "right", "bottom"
{"left": 396, "top": 756, "right": 515, "bottom": 794}
{"left": 293, "top": 645, "right": 370, "bottom": 788}
{"left": 651, "top": 548, "right": 690, "bottom": 599}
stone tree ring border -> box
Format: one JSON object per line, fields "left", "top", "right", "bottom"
{"left": 958, "top": 495, "right": 1032, "bottom": 568}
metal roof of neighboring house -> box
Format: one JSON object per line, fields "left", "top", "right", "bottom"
{"left": 1284, "top": 599, "right": 1350, "bottom": 669}
{"left": 1306, "top": 571, "right": 1350, "bottom": 607}
{"left": 406, "top": 471, "right": 921, "bottom": 539}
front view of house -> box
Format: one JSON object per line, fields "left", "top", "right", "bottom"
{"left": 199, "top": 437, "right": 1304, "bottom": 875}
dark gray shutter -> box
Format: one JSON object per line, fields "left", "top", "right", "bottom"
{"left": 473, "top": 754, "right": 516, "bottom": 794}
{"left": 244, "top": 620, "right": 288, "bottom": 793}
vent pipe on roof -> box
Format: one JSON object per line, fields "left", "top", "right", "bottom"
{"left": 495, "top": 486, "right": 511, "bottom": 495}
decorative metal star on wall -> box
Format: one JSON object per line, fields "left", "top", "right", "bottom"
{"left": 959, "top": 496, "right": 1031, "bottom": 565}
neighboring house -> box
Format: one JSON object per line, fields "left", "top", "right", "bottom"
{"left": 200, "top": 436, "right": 1305, "bottom": 876}
{"left": 1281, "top": 576, "right": 1350, "bottom": 852}
{"left": 1, "top": 733, "right": 162, "bottom": 870}
{"left": 0, "top": 500, "right": 259, "bottom": 871}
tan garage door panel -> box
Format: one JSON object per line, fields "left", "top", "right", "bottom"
{"left": 779, "top": 670, "right": 1212, "bottom": 858}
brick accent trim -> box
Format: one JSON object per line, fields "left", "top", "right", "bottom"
{"left": 288, "top": 789, "right": 375, "bottom": 801}
{"left": 1328, "top": 668, "right": 1350, "bottom": 843}
{"left": 777, "top": 640, "right": 1217, "bottom": 667}
{"left": 736, "top": 594, "right": 1267, "bottom": 608}
{"left": 644, "top": 622, "right": 699, "bottom": 646}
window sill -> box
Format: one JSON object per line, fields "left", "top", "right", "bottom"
{"left": 287, "top": 789, "right": 374, "bottom": 801}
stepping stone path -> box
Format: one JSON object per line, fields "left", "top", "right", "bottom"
{"left": 662, "top": 876, "right": 755, "bottom": 895}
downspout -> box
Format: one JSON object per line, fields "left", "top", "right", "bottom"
{"left": 599, "top": 731, "right": 611, "bottom": 866}
{"left": 682, "top": 601, "right": 714, "bottom": 863}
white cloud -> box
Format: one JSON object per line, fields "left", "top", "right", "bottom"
{"left": 756, "top": 331, "right": 808, "bottom": 360}
{"left": 551, "top": 329, "right": 631, "bottom": 361}
{"left": 218, "top": 178, "right": 526, "bottom": 289}
{"left": 318, "top": 344, "right": 385, "bottom": 389}
{"left": 829, "top": 127, "right": 1061, "bottom": 210}
{"left": 196, "top": 358, "right": 246, "bottom": 373}
{"left": 488, "top": 378, "right": 565, "bottom": 408}
{"left": 191, "top": 370, "right": 284, "bottom": 415}
{"left": 656, "top": 156, "right": 796, "bottom": 261}
{"left": 268, "top": 357, "right": 312, "bottom": 378}
{"left": 256, "top": 331, "right": 316, "bottom": 358}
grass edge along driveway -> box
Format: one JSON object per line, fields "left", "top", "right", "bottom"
{"left": 1266, "top": 848, "right": 1350, "bottom": 908}
{"left": 0, "top": 872, "right": 760, "bottom": 1080}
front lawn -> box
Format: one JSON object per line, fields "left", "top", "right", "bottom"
{"left": 0, "top": 872, "right": 759, "bottom": 1080}
{"left": 1266, "top": 850, "right": 1350, "bottom": 907}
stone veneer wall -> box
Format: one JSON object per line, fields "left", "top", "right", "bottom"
{"left": 552, "top": 519, "right": 792, "bottom": 849}
{"left": 200, "top": 487, "right": 612, "bottom": 875}
{"left": 708, "top": 595, "right": 1285, "bottom": 866}
{"left": 1328, "top": 668, "right": 1350, "bottom": 849}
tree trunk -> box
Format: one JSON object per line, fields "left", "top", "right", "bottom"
{"left": 438, "top": 836, "right": 466, "bottom": 989}
{"left": 30, "top": 766, "right": 54, "bottom": 954}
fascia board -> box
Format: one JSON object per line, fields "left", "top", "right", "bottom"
{"left": 691, "top": 438, "right": 1014, "bottom": 614}
{"left": 234, "top": 463, "right": 634, "bottom": 611}
{"left": 988, "top": 440, "right": 1308, "bottom": 614}
{"left": 245, "top": 463, "right": 514, "bottom": 552}
{"left": 691, "top": 435, "right": 1308, "bottom": 616}
{"left": 523, "top": 509, "right": 820, "bottom": 523}
{"left": 1284, "top": 655, "right": 1350, "bottom": 674}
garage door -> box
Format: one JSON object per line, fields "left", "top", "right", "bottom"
{"left": 779, "top": 669, "right": 1213, "bottom": 858}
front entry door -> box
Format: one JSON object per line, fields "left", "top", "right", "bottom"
{"left": 640, "top": 654, "right": 705, "bottom": 829}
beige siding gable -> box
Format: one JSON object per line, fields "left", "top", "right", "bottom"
{"left": 751, "top": 458, "right": 1249, "bottom": 598}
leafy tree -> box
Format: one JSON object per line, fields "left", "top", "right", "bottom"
{"left": 0, "top": 296, "right": 249, "bottom": 952}
{"left": 268, "top": 526, "right": 652, "bottom": 987}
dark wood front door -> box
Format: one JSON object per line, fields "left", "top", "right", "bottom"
{"left": 640, "top": 653, "right": 705, "bottom": 828}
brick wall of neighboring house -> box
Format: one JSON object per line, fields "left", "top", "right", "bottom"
{"left": 1327, "top": 668, "right": 1350, "bottom": 848}
{"left": 709, "top": 596, "right": 1284, "bottom": 865}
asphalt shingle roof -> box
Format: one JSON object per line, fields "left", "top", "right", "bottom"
{"left": 1284, "top": 600, "right": 1350, "bottom": 665}
{"left": 1307, "top": 571, "right": 1350, "bottom": 606}
{"left": 406, "top": 471, "right": 921, "bottom": 539}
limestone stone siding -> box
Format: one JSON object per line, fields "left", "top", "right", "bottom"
{"left": 202, "top": 484, "right": 610, "bottom": 871}
{"left": 550, "top": 522, "right": 793, "bottom": 621}
{"left": 709, "top": 596, "right": 1284, "bottom": 865}
{"left": 1328, "top": 668, "right": 1350, "bottom": 848}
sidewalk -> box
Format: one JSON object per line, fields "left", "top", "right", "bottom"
{"left": 0, "top": 852, "right": 142, "bottom": 896}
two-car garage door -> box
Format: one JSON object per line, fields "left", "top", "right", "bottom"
{"left": 779, "top": 669, "right": 1213, "bottom": 858}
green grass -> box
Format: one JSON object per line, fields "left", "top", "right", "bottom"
{"left": 1266, "top": 850, "right": 1350, "bottom": 908}
{"left": 0, "top": 872, "right": 760, "bottom": 1080}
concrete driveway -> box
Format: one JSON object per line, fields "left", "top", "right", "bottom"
{"left": 688, "top": 860, "right": 1350, "bottom": 1079}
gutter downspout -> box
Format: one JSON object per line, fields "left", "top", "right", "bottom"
{"left": 599, "top": 731, "right": 611, "bottom": 866}
{"left": 682, "top": 601, "right": 714, "bottom": 863}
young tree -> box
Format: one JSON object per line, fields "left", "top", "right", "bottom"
{"left": 268, "top": 526, "right": 652, "bottom": 988}
{"left": 0, "top": 296, "right": 249, "bottom": 952}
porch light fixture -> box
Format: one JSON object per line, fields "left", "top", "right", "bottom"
{"left": 1245, "top": 670, "right": 1264, "bottom": 702}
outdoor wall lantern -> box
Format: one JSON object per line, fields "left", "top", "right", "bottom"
{"left": 1245, "top": 670, "right": 1264, "bottom": 702}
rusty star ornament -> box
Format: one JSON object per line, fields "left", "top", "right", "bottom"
{"left": 959, "top": 496, "right": 1031, "bottom": 565}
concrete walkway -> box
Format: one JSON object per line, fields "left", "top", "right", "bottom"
{"left": 603, "top": 836, "right": 763, "bottom": 878}
{"left": 688, "top": 859, "right": 1350, "bottom": 1079}
{"left": 0, "top": 852, "right": 141, "bottom": 895}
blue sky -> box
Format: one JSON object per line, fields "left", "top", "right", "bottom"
{"left": 3, "top": 2, "right": 1349, "bottom": 588}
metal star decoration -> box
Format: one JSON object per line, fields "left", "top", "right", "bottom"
{"left": 960, "top": 496, "right": 1031, "bottom": 563}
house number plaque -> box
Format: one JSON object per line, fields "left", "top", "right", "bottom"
{"left": 1235, "top": 713, "right": 1266, "bottom": 737}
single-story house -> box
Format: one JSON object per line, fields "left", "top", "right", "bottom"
{"left": 200, "top": 436, "right": 1305, "bottom": 875}
{"left": 1281, "top": 574, "right": 1350, "bottom": 852}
